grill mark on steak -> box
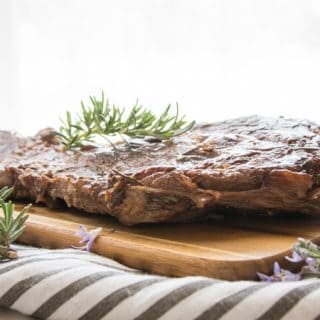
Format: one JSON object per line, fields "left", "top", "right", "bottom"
{"left": 0, "top": 116, "right": 320, "bottom": 225}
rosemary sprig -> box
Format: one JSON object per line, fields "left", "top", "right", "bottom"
{"left": 258, "top": 238, "right": 320, "bottom": 282}
{"left": 55, "top": 93, "right": 195, "bottom": 150}
{"left": 0, "top": 187, "right": 31, "bottom": 260}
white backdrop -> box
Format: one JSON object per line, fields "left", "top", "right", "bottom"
{"left": 1, "top": 0, "right": 320, "bottom": 135}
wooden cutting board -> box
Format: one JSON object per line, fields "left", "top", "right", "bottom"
{"left": 14, "top": 204, "right": 320, "bottom": 280}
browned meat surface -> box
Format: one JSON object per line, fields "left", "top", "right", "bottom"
{"left": 0, "top": 115, "right": 320, "bottom": 225}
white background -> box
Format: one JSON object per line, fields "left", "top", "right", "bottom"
{"left": 1, "top": 0, "right": 320, "bottom": 135}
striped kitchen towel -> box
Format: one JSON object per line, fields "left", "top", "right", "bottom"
{"left": 0, "top": 245, "right": 320, "bottom": 320}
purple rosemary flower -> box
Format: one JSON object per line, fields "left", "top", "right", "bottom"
{"left": 259, "top": 238, "right": 320, "bottom": 282}
{"left": 285, "top": 238, "right": 320, "bottom": 274}
{"left": 73, "top": 225, "right": 102, "bottom": 252}
{"left": 306, "top": 257, "right": 316, "bottom": 272}
{"left": 303, "top": 257, "right": 320, "bottom": 273}
{"left": 257, "top": 262, "right": 301, "bottom": 282}
{"left": 286, "top": 251, "right": 304, "bottom": 263}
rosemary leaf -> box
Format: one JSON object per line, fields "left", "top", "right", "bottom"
{"left": 0, "top": 187, "right": 13, "bottom": 201}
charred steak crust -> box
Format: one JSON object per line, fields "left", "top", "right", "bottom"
{"left": 0, "top": 116, "right": 320, "bottom": 225}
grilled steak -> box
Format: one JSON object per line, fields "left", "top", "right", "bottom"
{"left": 0, "top": 115, "right": 320, "bottom": 225}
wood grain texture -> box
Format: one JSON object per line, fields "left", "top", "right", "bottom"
{"left": 14, "top": 204, "right": 320, "bottom": 280}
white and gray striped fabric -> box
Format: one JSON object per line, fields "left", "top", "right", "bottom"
{"left": 0, "top": 245, "right": 320, "bottom": 320}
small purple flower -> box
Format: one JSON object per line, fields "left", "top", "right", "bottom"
{"left": 281, "top": 269, "right": 301, "bottom": 281}
{"left": 274, "top": 261, "right": 281, "bottom": 275}
{"left": 257, "top": 262, "right": 301, "bottom": 282}
{"left": 285, "top": 238, "right": 320, "bottom": 275}
{"left": 261, "top": 238, "right": 320, "bottom": 282}
{"left": 286, "top": 251, "right": 304, "bottom": 263}
{"left": 73, "top": 225, "right": 102, "bottom": 252}
{"left": 257, "top": 272, "right": 274, "bottom": 282}
{"left": 304, "top": 257, "right": 320, "bottom": 273}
